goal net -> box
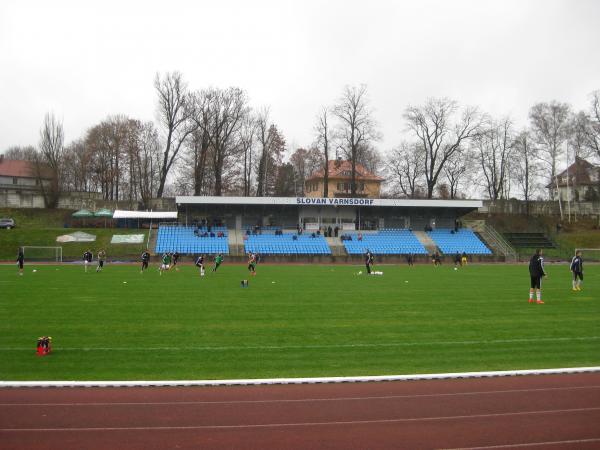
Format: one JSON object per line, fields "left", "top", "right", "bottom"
{"left": 574, "top": 248, "right": 600, "bottom": 263}
{"left": 22, "top": 246, "right": 63, "bottom": 262}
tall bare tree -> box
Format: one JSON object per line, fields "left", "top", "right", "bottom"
{"left": 314, "top": 107, "right": 332, "bottom": 197}
{"left": 513, "top": 130, "right": 540, "bottom": 214}
{"left": 290, "top": 147, "right": 321, "bottom": 196}
{"left": 404, "top": 98, "right": 482, "bottom": 198}
{"left": 585, "top": 90, "right": 600, "bottom": 157}
{"left": 238, "top": 114, "right": 257, "bottom": 196}
{"left": 473, "top": 117, "right": 514, "bottom": 200}
{"left": 387, "top": 142, "right": 424, "bottom": 198}
{"left": 154, "top": 71, "right": 196, "bottom": 197}
{"left": 528, "top": 101, "right": 571, "bottom": 199}
{"left": 443, "top": 148, "right": 473, "bottom": 200}
{"left": 37, "top": 112, "right": 65, "bottom": 208}
{"left": 333, "top": 85, "right": 379, "bottom": 196}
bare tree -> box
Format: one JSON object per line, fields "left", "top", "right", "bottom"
{"left": 333, "top": 85, "right": 379, "bottom": 196}
{"left": 314, "top": 107, "right": 332, "bottom": 197}
{"left": 473, "top": 117, "right": 514, "bottom": 200}
{"left": 154, "top": 71, "right": 196, "bottom": 197}
{"left": 198, "top": 87, "right": 249, "bottom": 196}
{"left": 238, "top": 114, "right": 257, "bottom": 196}
{"left": 443, "top": 148, "right": 473, "bottom": 199}
{"left": 2, "top": 146, "right": 37, "bottom": 161}
{"left": 37, "top": 112, "right": 65, "bottom": 208}
{"left": 386, "top": 142, "right": 424, "bottom": 198}
{"left": 290, "top": 147, "right": 321, "bottom": 196}
{"left": 585, "top": 90, "right": 600, "bottom": 157}
{"left": 255, "top": 113, "right": 286, "bottom": 197}
{"left": 513, "top": 130, "right": 540, "bottom": 214}
{"left": 528, "top": 101, "right": 571, "bottom": 199}
{"left": 404, "top": 98, "right": 482, "bottom": 198}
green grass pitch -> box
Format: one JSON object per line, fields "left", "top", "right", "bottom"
{"left": 0, "top": 262, "right": 598, "bottom": 381}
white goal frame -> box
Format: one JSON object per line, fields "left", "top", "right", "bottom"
{"left": 22, "top": 246, "right": 63, "bottom": 262}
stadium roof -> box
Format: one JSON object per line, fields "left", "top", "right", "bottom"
{"left": 176, "top": 196, "right": 482, "bottom": 209}
{"left": 112, "top": 210, "right": 178, "bottom": 219}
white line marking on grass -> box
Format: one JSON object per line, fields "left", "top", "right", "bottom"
{"left": 2, "top": 385, "right": 599, "bottom": 407}
{"left": 1, "top": 367, "right": 600, "bottom": 388}
{"left": 1, "top": 336, "right": 599, "bottom": 352}
{"left": 440, "top": 437, "right": 600, "bottom": 449}
{"left": 1, "top": 407, "right": 599, "bottom": 432}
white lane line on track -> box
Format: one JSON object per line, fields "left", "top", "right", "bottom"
{"left": 3, "top": 385, "right": 600, "bottom": 407}
{"left": 1, "top": 336, "right": 599, "bottom": 352}
{"left": 2, "top": 407, "right": 600, "bottom": 432}
{"left": 440, "top": 437, "right": 600, "bottom": 449}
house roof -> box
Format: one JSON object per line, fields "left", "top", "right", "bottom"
{"left": 306, "top": 160, "right": 384, "bottom": 182}
{"left": 546, "top": 157, "right": 600, "bottom": 188}
{"left": 0, "top": 158, "right": 36, "bottom": 178}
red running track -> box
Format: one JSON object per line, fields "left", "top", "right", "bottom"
{"left": 1, "top": 373, "right": 599, "bottom": 450}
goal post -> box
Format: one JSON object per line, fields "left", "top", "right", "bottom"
{"left": 22, "top": 246, "right": 63, "bottom": 262}
{"left": 574, "top": 248, "right": 600, "bottom": 263}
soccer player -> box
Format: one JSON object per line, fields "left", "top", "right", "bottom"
{"left": 17, "top": 247, "right": 24, "bottom": 276}
{"left": 171, "top": 251, "right": 180, "bottom": 271}
{"left": 212, "top": 253, "right": 224, "bottom": 272}
{"left": 365, "top": 250, "right": 374, "bottom": 274}
{"left": 195, "top": 254, "right": 205, "bottom": 276}
{"left": 247, "top": 252, "right": 257, "bottom": 276}
{"left": 96, "top": 249, "right": 106, "bottom": 272}
{"left": 432, "top": 251, "right": 441, "bottom": 266}
{"left": 141, "top": 250, "right": 150, "bottom": 273}
{"left": 528, "top": 248, "right": 546, "bottom": 304}
{"left": 570, "top": 250, "right": 584, "bottom": 291}
{"left": 461, "top": 251, "right": 468, "bottom": 266}
{"left": 159, "top": 252, "right": 171, "bottom": 275}
{"left": 406, "top": 253, "right": 414, "bottom": 266}
{"left": 454, "top": 251, "right": 461, "bottom": 267}
{"left": 83, "top": 250, "right": 93, "bottom": 273}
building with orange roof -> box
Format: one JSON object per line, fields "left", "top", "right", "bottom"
{"left": 304, "top": 159, "right": 384, "bottom": 199}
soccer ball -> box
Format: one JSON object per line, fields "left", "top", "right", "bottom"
{"left": 32, "top": 269, "right": 37, "bottom": 273}
{"left": 454, "top": 267, "right": 458, "bottom": 271}
{"left": 358, "top": 271, "right": 363, "bottom": 275}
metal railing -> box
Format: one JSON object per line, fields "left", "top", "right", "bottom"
{"left": 483, "top": 224, "right": 518, "bottom": 261}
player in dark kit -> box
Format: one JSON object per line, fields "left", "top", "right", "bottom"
{"left": 83, "top": 250, "right": 93, "bottom": 273}
{"left": 454, "top": 252, "right": 461, "bottom": 267}
{"left": 365, "top": 250, "right": 374, "bottom": 274}
{"left": 528, "top": 249, "right": 546, "bottom": 304}
{"left": 17, "top": 247, "right": 24, "bottom": 276}
{"left": 570, "top": 250, "right": 584, "bottom": 291}
{"left": 406, "top": 253, "right": 414, "bottom": 266}
{"left": 141, "top": 251, "right": 150, "bottom": 273}
{"left": 212, "top": 253, "right": 223, "bottom": 272}
{"left": 195, "top": 255, "right": 205, "bottom": 276}
{"left": 171, "top": 252, "right": 180, "bottom": 271}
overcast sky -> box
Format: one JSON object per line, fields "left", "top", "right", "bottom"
{"left": 1, "top": 0, "right": 599, "bottom": 155}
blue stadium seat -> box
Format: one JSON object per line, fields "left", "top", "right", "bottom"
{"left": 243, "top": 233, "right": 331, "bottom": 255}
{"left": 155, "top": 226, "right": 229, "bottom": 255}
{"left": 342, "top": 229, "right": 427, "bottom": 255}
{"left": 427, "top": 229, "right": 492, "bottom": 255}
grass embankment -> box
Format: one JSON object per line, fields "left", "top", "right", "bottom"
{"left": 0, "top": 208, "right": 147, "bottom": 260}
{"left": 0, "top": 263, "right": 597, "bottom": 381}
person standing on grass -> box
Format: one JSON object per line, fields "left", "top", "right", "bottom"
{"left": 17, "top": 247, "right": 24, "bottom": 276}
{"left": 83, "top": 250, "right": 93, "bottom": 273}
{"left": 212, "top": 253, "right": 223, "bottom": 272}
{"left": 528, "top": 248, "right": 546, "bottom": 304}
{"left": 141, "top": 250, "right": 150, "bottom": 273}
{"left": 171, "top": 251, "right": 180, "bottom": 271}
{"left": 195, "top": 254, "right": 205, "bottom": 276}
{"left": 570, "top": 250, "right": 583, "bottom": 291}
{"left": 454, "top": 251, "right": 461, "bottom": 267}
{"left": 247, "top": 252, "right": 257, "bottom": 276}
{"left": 159, "top": 252, "right": 171, "bottom": 275}
{"left": 365, "top": 250, "right": 374, "bottom": 274}
{"left": 96, "top": 249, "right": 106, "bottom": 272}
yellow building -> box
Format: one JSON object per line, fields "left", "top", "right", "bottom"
{"left": 305, "top": 160, "right": 383, "bottom": 199}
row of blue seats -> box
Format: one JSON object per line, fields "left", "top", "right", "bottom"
{"left": 427, "top": 229, "right": 491, "bottom": 255}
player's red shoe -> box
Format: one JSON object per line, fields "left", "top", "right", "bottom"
{"left": 537, "top": 300, "right": 545, "bottom": 304}
{"left": 528, "top": 299, "right": 534, "bottom": 303}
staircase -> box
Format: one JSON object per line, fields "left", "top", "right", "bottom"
{"left": 228, "top": 229, "right": 244, "bottom": 256}
{"left": 147, "top": 227, "right": 158, "bottom": 253}
{"left": 475, "top": 223, "right": 518, "bottom": 262}
{"left": 326, "top": 237, "right": 347, "bottom": 256}
{"left": 413, "top": 231, "right": 438, "bottom": 254}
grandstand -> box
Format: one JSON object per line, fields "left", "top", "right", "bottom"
{"left": 427, "top": 229, "right": 492, "bottom": 255}
{"left": 503, "top": 232, "right": 555, "bottom": 249}
{"left": 244, "top": 233, "right": 331, "bottom": 255}
{"left": 155, "top": 225, "right": 229, "bottom": 254}
{"left": 342, "top": 229, "right": 427, "bottom": 255}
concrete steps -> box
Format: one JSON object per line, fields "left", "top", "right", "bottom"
{"left": 326, "top": 236, "right": 347, "bottom": 256}
{"left": 413, "top": 231, "right": 438, "bottom": 254}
